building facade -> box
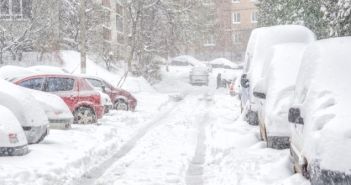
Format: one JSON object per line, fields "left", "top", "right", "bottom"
{"left": 196, "top": 0, "right": 257, "bottom": 62}
{"left": 215, "top": 0, "right": 258, "bottom": 62}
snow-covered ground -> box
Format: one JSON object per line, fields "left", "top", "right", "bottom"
{"left": 0, "top": 57, "right": 309, "bottom": 185}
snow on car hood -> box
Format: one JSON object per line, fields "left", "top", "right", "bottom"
{"left": 294, "top": 37, "right": 351, "bottom": 172}
{"left": 0, "top": 79, "right": 49, "bottom": 127}
{"left": 24, "top": 88, "right": 73, "bottom": 120}
{"left": 0, "top": 105, "right": 28, "bottom": 147}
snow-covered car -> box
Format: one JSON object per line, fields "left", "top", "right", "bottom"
{"left": 84, "top": 76, "right": 137, "bottom": 111}
{"left": 0, "top": 79, "right": 49, "bottom": 144}
{"left": 253, "top": 43, "right": 307, "bottom": 149}
{"left": 210, "top": 58, "right": 239, "bottom": 69}
{"left": 24, "top": 89, "right": 74, "bottom": 129}
{"left": 189, "top": 67, "right": 209, "bottom": 86}
{"left": 288, "top": 37, "right": 351, "bottom": 184}
{"left": 240, "top": 25, "right": 316, "bottom": 125}
{"left": 171, "top": 55, "right": 205, "bottom": 67}
{"left": 0, "top": 105, "right": 29, "bottom": 156}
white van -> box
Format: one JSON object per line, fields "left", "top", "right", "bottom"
{"left": 240, "top": 25, "right": 316, "bottom": 125}
{"left": 288, "top": 37, "right": 351, "bottom": 184}
{"left": 253, "top": 43, "right": 307, "bottom": 149}
{"left": 0, "top": 105, "right": 29, "bottom": 156}
{"left": 0, "top": 79, "right": 49, "bottom": 144}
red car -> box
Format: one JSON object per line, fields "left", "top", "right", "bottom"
{"left": 13, "top": 74, "right": 104, "bottom": 124}
{"left": 84, "top": 76, "right": 137, "bottom": 111}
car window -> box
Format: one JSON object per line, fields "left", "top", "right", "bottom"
{"left": 46, "top": 77, "right": 75, "bottom": 92}
{"left": 87, "top": 78, "right": 104, "bottom": 87}
{"left": 19, "top": 78, "right": 45, "bottom": 90}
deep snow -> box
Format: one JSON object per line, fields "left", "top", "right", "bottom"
{"left": 0, "top": 54, "right": 309, "bottom": 185}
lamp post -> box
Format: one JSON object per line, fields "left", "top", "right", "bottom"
{"left": 79, "top": 0, "right": 86, "bottom": 73}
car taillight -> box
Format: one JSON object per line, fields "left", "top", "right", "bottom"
{"left": 9, "top": 133, "right": 19, "bottom": 144}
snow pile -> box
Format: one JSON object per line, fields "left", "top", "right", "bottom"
{"left": 28, "top": 65, "right": 67, "bottom": 74}
{"left": 0, "top": 65, "right": 35, "bottom": 81}
{"left": 210, "top": 58, "right": 239, "bottom": 69}
{"left": 293, "top": 37, "right": 351, "bottom": 172}
{"left": 59, "top": 50, "right": 155, "bottom": 94}
{"left": 203, "top": 93, "right": 309, "bottom": 185}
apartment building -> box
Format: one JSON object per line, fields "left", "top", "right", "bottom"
{"left": 101, "top": 0, "right": 126, "bottom": 61}
{"left": 0, "top": 0, "right": 126, "bottom": 63}
{"left": 215, "top": 0, "right": 258, "bottom": 61}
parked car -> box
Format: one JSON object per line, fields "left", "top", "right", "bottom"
{"left": 288, "top": 37, "right": 351, "bottom": 184}
{"left": 12, "top": 74, "right": 104, "bottom": 124}
{"left": 84, "top": 76, "right": 137, "bottom": 111}
{"left": 0, "top": 105, "right": 29, "bottom": 156}
{"left": 25, "top": 89, "right": 74, "bottom": 129}
{"left": 240, "top": 25, "right": 316, "bottom": 125}
{"left": 0, "top": 79, "right": 49, "bottom": 144}
{"left": 253, "top": 43, "right": 307, "bottom": 149}
{"left": 189, "top": 67, "right": 209, "bottom": 86}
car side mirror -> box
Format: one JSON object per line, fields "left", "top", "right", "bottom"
{"left": 288, "top": 107, "right": 304, "bottom": 125}
{"left": 101, "top": 85, "right": 106, "bottom": 93}
{"left": 253, "top": 91, "right": 266, "bottom": 99}
{"left": 240, "top": 74, "right": 249, "bottom": 88}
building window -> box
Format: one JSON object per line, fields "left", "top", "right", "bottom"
{"left": 0, "top": 0, "right": 32, "bottom": 20}
{"left": 233, "top": 32, "right": 241, "bottom": 44}
{"left": 116, "top": 3, "right": 123, "bottom": 15}
{"left": 116, "top": 14, "right": 123, "bottom": 33}
{"left": 232, "top": 0, "right": 240, "bottom": 3}
{"left": 103, "top": 27, "right": 111, "bottom": 41}
{"left": 204, "top": 32, "right": 215, "bottom": 47}
{"left": 251, "top": 11, "right": 257, "bottom": 23}
{"left": 232, "top": 12, "right": 240, "bottom": 24}
{"left": 102, "top": 0, "right": 111, "bottom": 8}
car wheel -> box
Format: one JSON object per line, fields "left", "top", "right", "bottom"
{"left": 114, "top": 100, "right": 129, "bottom": 111}
{"left": 247, "top": 111, "right": 258, "bottom": 125}
{"left": 74, "top": 106, "right": 96, "bottom": 124}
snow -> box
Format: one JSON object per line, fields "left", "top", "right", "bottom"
{"left": 261, "top": 43, "right": 307, "bottom": 136}
{"left": 23, "top": 88, "right": 73, "bottom": 121}
{"left": 209, "top": 58, "right": 239, "bottom": 69}
{"left": 28, "top": 65, "right": 67, "bottom": 74}
{"left": 244, "top": 25, "right": 316, "bottom": 109}
{"left": 171, "top": 55, "right": 206, "bottom": 67}
{"left": 0, "top": 65, "right": 35, "bottom": 81}
{"left": 0, "top": 79, "right": 49, "bottom": 128}
{"left": 0, "top": 105, "right": 28, "bottom": 148}
{"left": 0, "top": 52, "right": 311, "bottom": 185}
{"left": 292, "top": 37, "right": 351, "bottom": 173}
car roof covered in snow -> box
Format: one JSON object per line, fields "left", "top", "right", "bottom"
{"left": 172, "top": 55, "right": 205, "bottom": 67}
{"left": 294, "top": 37, "right": 351, "bottom": 172}
{"left": 246, "top": 25, "right": 316, "bottom": 88}
{"left": 209, "top": 58, "right": 238, "bottom": 69}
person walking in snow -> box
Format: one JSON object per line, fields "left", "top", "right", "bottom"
{"left": 217, "top": 73, "right": 222, "bottom": 89}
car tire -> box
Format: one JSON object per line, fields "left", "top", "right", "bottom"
{"left": 114, "top": 100, "right": 129, "bottom": 111}
{"left": 74, "top": 106, "right": 96, "bottom": 124}
{"left": 247, "top": 111, "right": 258, "bottom": 125}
